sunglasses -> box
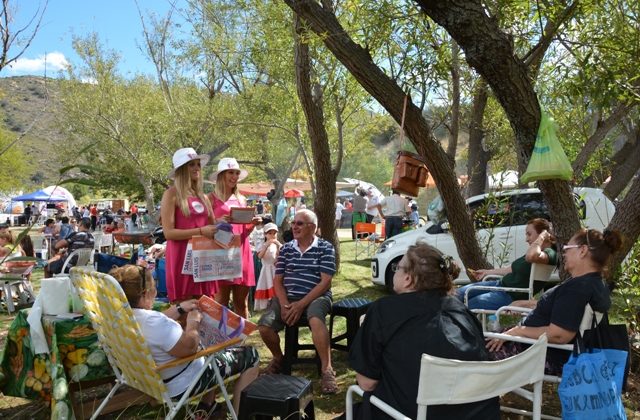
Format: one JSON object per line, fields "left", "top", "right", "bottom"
{"left": 292, "top": 221, "right": 312, "bottom": 227}
{"left": 562, "top": 244, "right": 581, "bottom": 253}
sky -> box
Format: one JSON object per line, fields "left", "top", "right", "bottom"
{"left": 4, "top": 0, "right": 180, "bottom": 78}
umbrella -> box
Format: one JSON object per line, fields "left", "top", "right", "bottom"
{"left": 342, "top": 178, "right": 384, "bottom": 200}
{"left": 284, "top": 189, "right": 304, "bottom": 198}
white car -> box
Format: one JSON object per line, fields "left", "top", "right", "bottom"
{"left": 371, "top": 187, "right": 615, "bottom": 292}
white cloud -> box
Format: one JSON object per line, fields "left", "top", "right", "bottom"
{"left": 7, "top": 52, "right": 70, "bottom": 74}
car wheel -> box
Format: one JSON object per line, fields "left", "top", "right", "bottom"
{"left": 385, "top": 257, "right": 402, "bottom": 293}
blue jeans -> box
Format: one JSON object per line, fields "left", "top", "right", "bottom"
{"left": 455, "top": 280, "right": 513, "bottom": 310}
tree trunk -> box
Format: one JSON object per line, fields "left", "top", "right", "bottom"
{"left": 446, "top": 40, "right": 460, "bottom": 159}
{"left": 604, "top": 130, "right": 640, "bottom": 201}
{"left": 283, "top": 0, "right": 490, "bottom": 270}
{"left": 293, "top": 15, "right": 339, "bottom": 261}
{"left": 414, "top": 0, "right": 540, "bottom": 174}
{"left": 607, "top": 175, "right": 640, "bottom": 279}
{"left": 572, "top": 102, "right": 633, "bottom": 177}
{"left": 466, "top": 79, "right": 491, "bottom": 197}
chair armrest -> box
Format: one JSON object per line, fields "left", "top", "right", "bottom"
{"left": 156, "top": 337, "right": 242, "bottom": 372}
{"left": 463, "top": 285, "right": 530, "bottom": 306}
{"left": 346, "top": 384, "right": 411, "bottom": 420}
{"left": 495, "top": 305, "right": 532, "bottom": 323}
{"left": 484, "top": 332, "right": 572, "bottom": 351}
{"left": 482, "top": 274, "right": 503, "bottom": 282}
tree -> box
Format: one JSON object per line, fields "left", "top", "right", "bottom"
{"left": 0, "top": 0, "right": 47, "bottom": 73}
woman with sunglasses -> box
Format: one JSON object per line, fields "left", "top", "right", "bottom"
{"left": 161, "top": 148, "right": 219, "bottom": 302}
{"left": 345, "top": 241, "right": 499, "bottom": 419}
{"left": 486, "top": 228, "right": 622, "bottom": 373}
{"left": 110, "top": 264, "right": 259, "bottom": 416}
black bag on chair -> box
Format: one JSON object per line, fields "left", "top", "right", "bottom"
{"left": 582, "top": 313, "right": 630, "bottom": 391}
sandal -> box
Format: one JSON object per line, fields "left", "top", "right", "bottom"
{"left": 260, "top": 358, "right": 282, "bottom": 375}
{"left": 321, "top": 369, "right": 338, "bottom": 394}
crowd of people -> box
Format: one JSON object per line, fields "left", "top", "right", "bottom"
{"left": 8, "top": 145, "right": 622, "bottom": 418}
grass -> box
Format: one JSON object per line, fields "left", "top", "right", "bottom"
{"left": 1, "top": 230, "right": 638, "bottom": 419}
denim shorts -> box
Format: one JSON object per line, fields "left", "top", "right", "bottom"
{"left": 257, "top": 295, "right": 332, "bottom": 332}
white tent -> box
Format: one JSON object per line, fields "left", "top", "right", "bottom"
{"left": 43, "top": 185, "right": 77, "bottom": 209}
{"left": 488, "top": 170, "right": 519, "bottom": 189}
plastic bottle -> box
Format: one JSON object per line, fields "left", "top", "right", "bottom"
{"left": 488, "top": 314, "right": 501, "bottom": 332}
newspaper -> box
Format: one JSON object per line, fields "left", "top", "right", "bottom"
{"left": 197, "top": 295, "right": 257, "bottom": 347}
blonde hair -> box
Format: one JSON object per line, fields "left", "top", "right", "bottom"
{"left": 109, "top": 264, "right": 154, "bottom": 308}
{"left": 0, "top": 231, "right": 14, "bottom": 244}
{"left": 213, "top": 171, "right": 246, "bottom": 205}
{"left": 174, "top": 163, "right": 213, "bottom": 217}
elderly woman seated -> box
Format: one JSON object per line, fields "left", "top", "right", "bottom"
{"left": 109, "top": 264, "right": 259, "bottom": 416}
{"left": 486, "top": 228, "right": 621, "bottom": 374}
{"left": 344, "top": 242, "right": 500, "bottom": 419}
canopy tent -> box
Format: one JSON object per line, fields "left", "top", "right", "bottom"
{"left": 43, "top": 185, "right": 77, "bottom": 209}
{"left": 11, "top": 189, "right": 69, "bottom": 202}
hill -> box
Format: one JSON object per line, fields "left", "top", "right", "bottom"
{"left": 0, "top": 75, "right": 66, "bottom": 186}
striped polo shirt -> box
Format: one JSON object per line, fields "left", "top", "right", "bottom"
{"left": 276, "top": 236, "right": 336, "bottom": 299}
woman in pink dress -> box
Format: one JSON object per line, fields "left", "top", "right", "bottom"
{"left": 161, "top": 148, "right": 219, "bottom": 302}
{"left": 209, "top": 157, "right": 260, "bottom": 319}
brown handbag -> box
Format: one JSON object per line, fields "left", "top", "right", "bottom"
{"left": 392, "top": 151, "right": 429, "bottom": 197}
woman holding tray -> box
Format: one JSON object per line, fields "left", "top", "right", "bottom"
{"left": 209, "top": 157, "right": 261, "bottom": 319}
{"left": 161, "top": 147, "right": 219, "bottom": 302}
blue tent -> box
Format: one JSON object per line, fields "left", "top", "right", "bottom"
{"left": 11, "top": 189, "right": 69, "bottom": 202}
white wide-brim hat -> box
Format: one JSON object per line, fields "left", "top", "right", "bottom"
{"left": 168, "top": 147, "right": 210, "bottom": 178}
{"left": 210, "top": 157, "right": 248, "bottom": 182}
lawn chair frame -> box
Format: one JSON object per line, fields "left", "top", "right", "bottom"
{"left": 70, "top": 267, "right": 240, "bottom": 420}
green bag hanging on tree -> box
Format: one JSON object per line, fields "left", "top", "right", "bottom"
{"left": 521, "top": 112, "right": 573, "bottom": 183}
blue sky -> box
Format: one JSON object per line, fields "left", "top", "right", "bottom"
{"left": 3, "top": 0, "right": 180, "bottom": 78}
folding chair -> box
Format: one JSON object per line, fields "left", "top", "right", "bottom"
{"left": 345, "top": 334, "right": 548, "bottom": 420}
{"left": 354, "top": 222, "right": 376, "bottom": 260}
{"left": 485, "top": 304, "right": 602, "bottom": 419}
{"left": 464, "top": 262, "right": 556, "bottom": 327}
{"left": 70, "top": 267, "right": 241, "bottom": 420}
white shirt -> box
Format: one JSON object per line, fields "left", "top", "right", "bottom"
{"left": 380, "top": 194, "right": 408, "bottom": 217}
{"left": 134, "top": 309, "right": 204, "bottom": 397}
{"left": 366, "top": 195, "right": 380, "bottom": 217}
{"left": 335, "top": 202, "right": 345, "bottom": 220}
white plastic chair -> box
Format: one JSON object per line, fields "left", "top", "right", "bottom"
{"left": 100, "top": 233, "right": 114, "bottom": 254}
{"left": 92, "top": 232, "right": 104, "bottom": 252}
{"left": 464, "top": 263, "right": 556, "bottom": 326}
{"left": 30, "top": 233, "right": 49, "bottom": 260}
{"left": 484, "top": 304, "right": 602, "bottom": 419}
{"left": 59, "top": 248, "right": 94, "bottom": 274}
{"left": 345, "top": 334, "right": 548, "bottom": 420}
